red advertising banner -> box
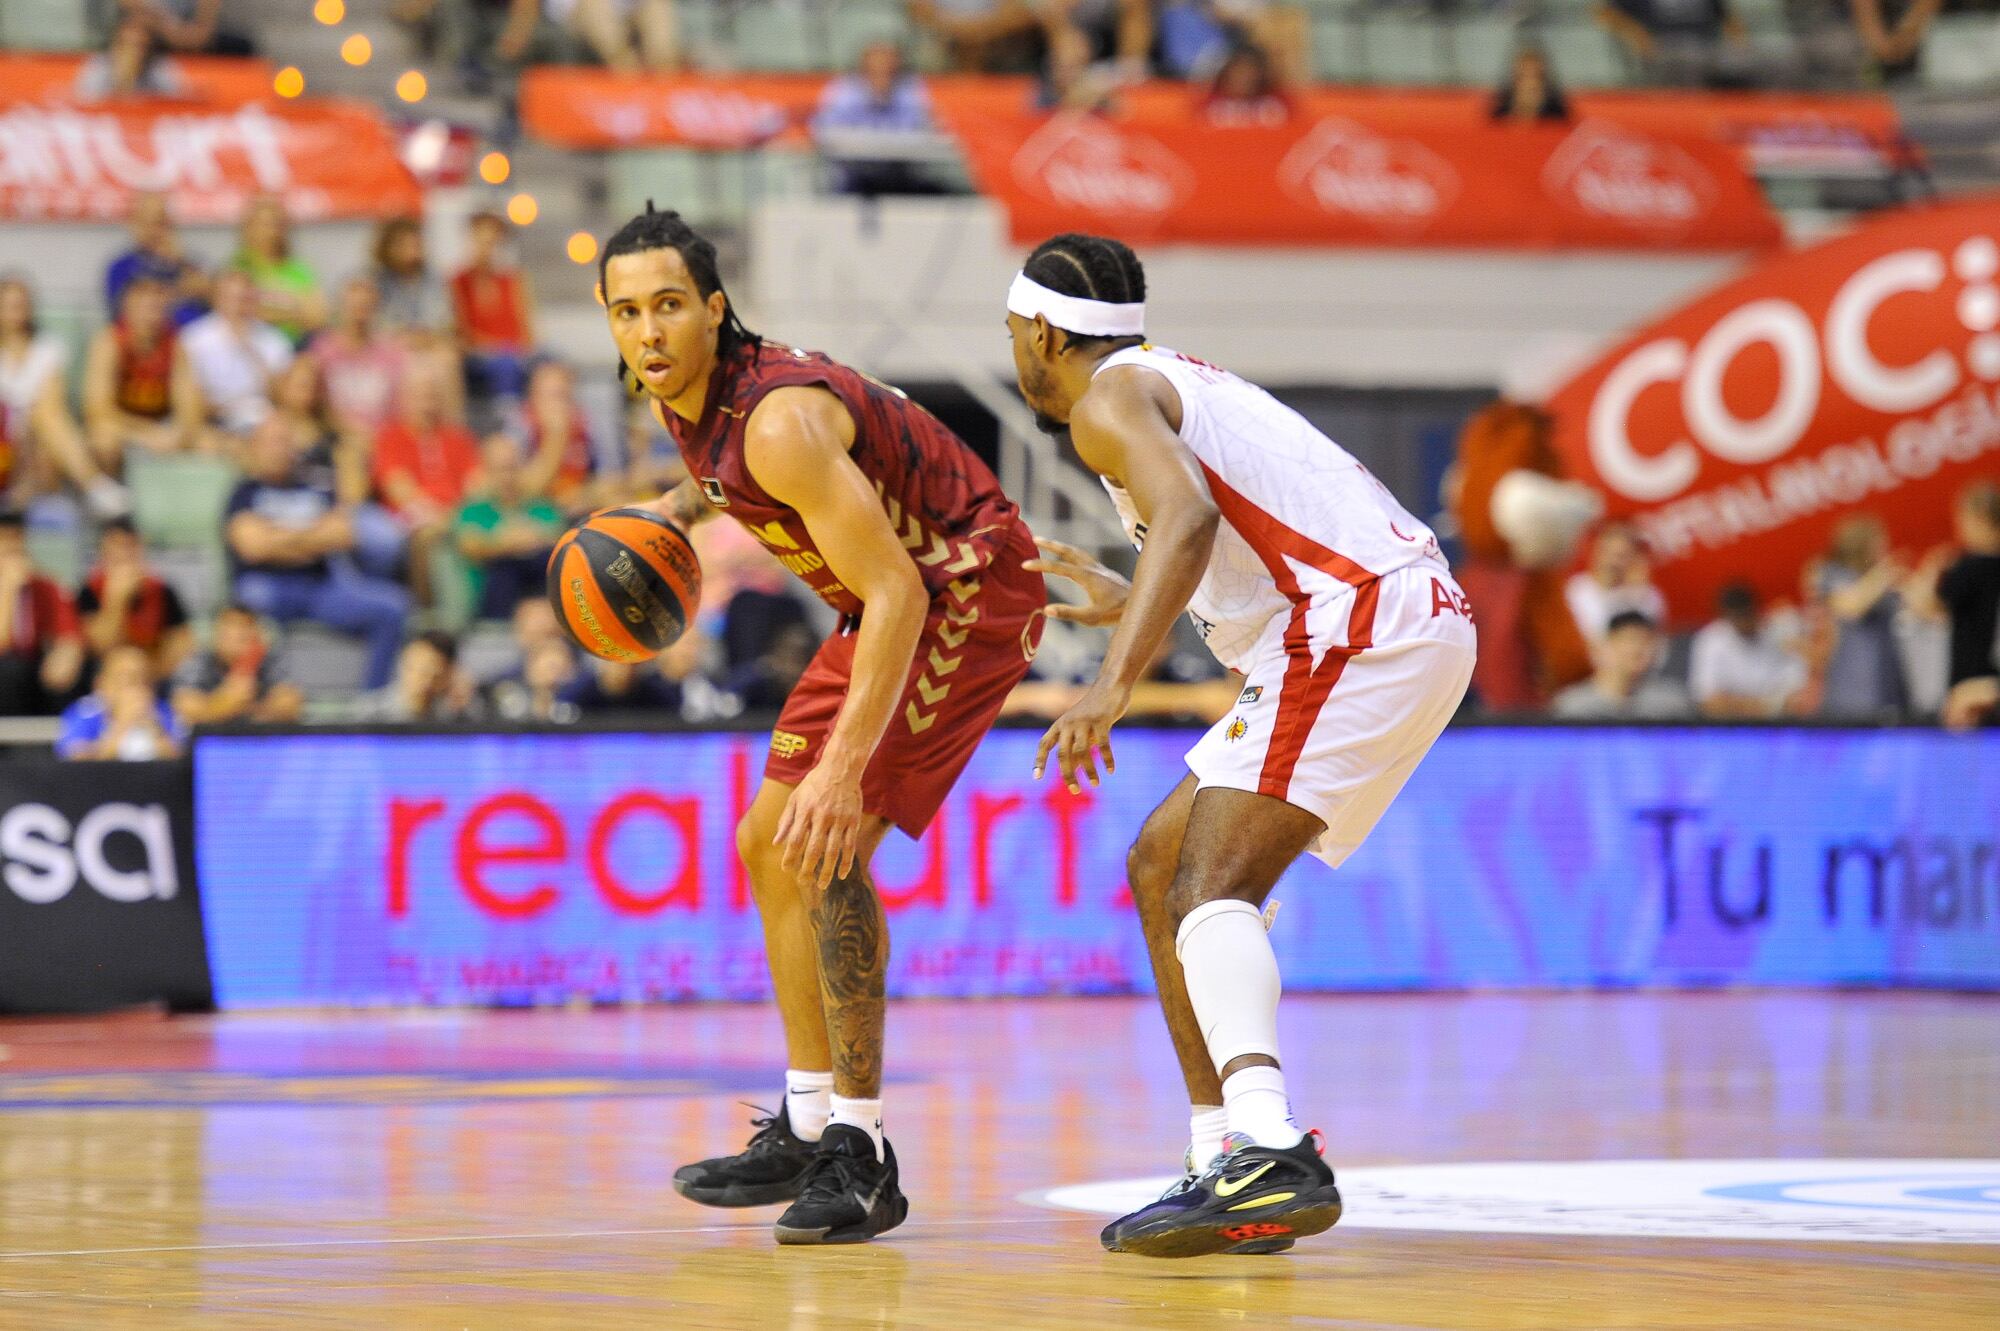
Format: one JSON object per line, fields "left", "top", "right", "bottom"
{"left": 0, "top": 52, "right": 277, "bottom": 105}
{"left": 1546, "top": 195, "right": 2000, "bottom": 621}
{"left": 0, "top": 97, "right": 424, "bottom": 221}
{"left": 941, "top": 108, "right": 1780, "bottom": 249}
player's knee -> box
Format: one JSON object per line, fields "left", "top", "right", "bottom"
{"left": 1164, "top": 869, "right": 1259, "bottom": 932}
{"left": 1126, "top": 832, "right": 1175, "bottom": 912}
{"left": 734, "top": 813, "right": 788, "bottom": 897}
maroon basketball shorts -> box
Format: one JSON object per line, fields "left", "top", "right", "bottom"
{"left": 764, "top": 527, "right": 1046, "bottom": 838}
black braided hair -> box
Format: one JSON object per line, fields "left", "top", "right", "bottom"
{"left": 1020, "top": 232, "right": 1147, "bottom": 352}
{"left": 599, "top": 203, "right": 760, "bottom": 393}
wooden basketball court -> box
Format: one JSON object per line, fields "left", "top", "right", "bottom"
{"left": 1, "top": 992, "right": 1994, "bottom": 1329}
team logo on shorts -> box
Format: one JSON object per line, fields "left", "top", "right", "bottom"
{"left": 700, "top": 477, "right": 729, "bottom": 507}
{"left": 1225, "top": 716, "right": 1249, "bottom": 742}
{"left": 770, "top": 730, "right": 809, "bottom": 759}
{"left": 1237, "top": 685, "right": 1263, "bottom": 704}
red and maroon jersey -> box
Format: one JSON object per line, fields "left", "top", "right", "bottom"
{"left": 657, "top": 342, "right": 1033, "bottom": 618}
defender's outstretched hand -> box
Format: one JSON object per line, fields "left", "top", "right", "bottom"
{"left": 1033, "top": 680, "right": 1128, "bottom": 793}
{"left": 1024, "top": 537, "right": 1130, "bottom": 628}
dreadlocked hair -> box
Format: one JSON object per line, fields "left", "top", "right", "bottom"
{"left": 600, "top": 203, "right": 760, "bottom": 394}
{"left": 1021, "top": 232, "right": 1147, "bottom": 352}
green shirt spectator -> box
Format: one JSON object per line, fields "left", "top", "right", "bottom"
{"left": 456, "top": 434, "right": 567, "bottom": 619}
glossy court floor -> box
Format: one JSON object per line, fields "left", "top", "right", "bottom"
{"left": 0, "top": 993, "right": 1995, "bottom": 1330}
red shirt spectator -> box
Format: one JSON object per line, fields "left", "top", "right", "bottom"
{"left": 373, "top": 361, "right": 477, "bottom": 522}
{"left": 450, "top": 212, "right": 535, "bottom": 354}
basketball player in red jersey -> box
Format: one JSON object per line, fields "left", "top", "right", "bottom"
{"left": 600, "top": 207, "right": 1046, "bottom": 1246}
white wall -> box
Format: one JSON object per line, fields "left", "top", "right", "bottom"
{"left": 743, "top": 196, "right": 1745, "bottom": 389}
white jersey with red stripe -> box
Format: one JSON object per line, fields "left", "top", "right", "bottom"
{"left": 1094, "top": 344, "right": 1446, "bottom": 674}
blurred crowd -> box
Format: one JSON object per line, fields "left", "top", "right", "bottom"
{"left": 1489, "top": 494, "right": 2000, "bottom": 731}
{"left": 2, "top": 182, "right": 1993, "bottom": 758}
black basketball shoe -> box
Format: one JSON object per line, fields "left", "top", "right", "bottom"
{"left": 771, "top": 1124, "right": 909, "bottom": 1245}
{"left": 1101, "top": 1145, "right": 1296, "bottom": 1256}
{"left": 672, "top": 1103, "right": 819, "bottom": 1208}
{"left": 1100, "top": 1131, "right": 1341, "bottom": 1259}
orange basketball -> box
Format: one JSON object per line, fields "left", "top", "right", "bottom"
{"left": 546, "top": 506, "right": 703, "bottom": 662}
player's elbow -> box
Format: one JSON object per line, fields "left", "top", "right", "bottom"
{"left": 1174, "top": 496, "right": 1222, "bottom": 555}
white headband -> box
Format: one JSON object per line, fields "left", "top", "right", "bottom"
{"left": 1007, "top": 272, "right": 1145, "bottom": 338}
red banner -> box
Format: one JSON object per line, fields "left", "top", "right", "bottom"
{"left": 942, "top": 109, "right": 1779, "bottom": 249}
{"left": 0, "top": 52, "right": 277, "bottom": 105}
{"left": 1547, "top": 195, "right": 2000, "bottom": 621}
{"left": 0, "top": 98, "right": 423, "bottom": 222}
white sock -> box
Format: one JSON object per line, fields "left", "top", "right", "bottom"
{"left": 1188, "top": 1104, "right": 1228, "bottom": 1173}
{"left": 828, "top": 1094, "right": 884, "bottom": 1162}
{"left": 1221, "top": 1065, "right": 1302, "bottom": 1149}
{"left": 784, "top": 1068, "right": 832, "bottom": 1142}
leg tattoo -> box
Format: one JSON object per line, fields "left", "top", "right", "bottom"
{"left": 812, "top": 865, "right": 888, "bottom": 1100}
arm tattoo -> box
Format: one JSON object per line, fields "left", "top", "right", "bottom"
{"left": 666, "top": 478, "right": 716, "bottom": 529}
{"left": 813, "top": 866, "right": 888, "bottom": 1098}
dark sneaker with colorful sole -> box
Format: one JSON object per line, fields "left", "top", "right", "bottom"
{"left": 672, "top": 1103, "right": 819, "bottom": 1208}
{"left": 1099, "top": 1131, "right": 1340, "bottom": 1259}
{"left": 772, "top": 1123, "right": 910, "bottom": 1246}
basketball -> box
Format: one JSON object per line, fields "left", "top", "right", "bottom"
{"left": 546, "top": 506, "right": 702, "bottom": 662}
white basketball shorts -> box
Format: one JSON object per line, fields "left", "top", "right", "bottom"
{"left": 1185, "top": 562, "right": 1476, "bottom": 867}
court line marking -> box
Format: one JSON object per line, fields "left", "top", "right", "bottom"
{"left": 0, "top": 1215, "right": 1057, "bottom": 1262}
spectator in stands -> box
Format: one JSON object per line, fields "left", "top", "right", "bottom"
{"left": 232, "top": 195, "right": 327, "bottom": 345}
{"left": 1688, "top": 580, "right": 1807, "bottom": 718}
{"left": 105, "top": 192, "right": 208, "bottom": 326}
{"left": 0, "top": 509, "right": 85, "bottom": 716}
{"left": 1850, "top": 0, "right": 1943, "bottom": 84}
{"left": 812, "top": 42, "right": 948, "bottom": 198}
{"left": 1909, "top": 482, "right": 2000, "bottom": 730}
{"left": 226, "top": 416, "right": 409, "bottom": 690}
{"left": 84, "top": 274, "right": 206, "bottom": 466}
{"left": 720, "top": 577, "right": 810, "bottom": 677}
{"left": 488, "top": 637, "right": 581, "bottom": 722}
{"left": 451, "top": 211, "right": 537, "bottom": 403}
{"left": 1566, "top": 521, "right": 1667, "bottom": 644}
{"left": 118, "top": 0, "right": 255, "bottom": 55}
{"left": 354, "top": 630, "right": 478, "bottom": 721}
{"left": 0, "top": 277, "right": 131, "bottom": 519}
{"left": 56, "top": 645, "right": 184, "bottom": 761}
{"left": 1036, "top": 17, "right": 1123, "bottom": 111}
{"left": 1048, "top": 0, "right": 1155, "bottom": 82}
{"left": 310, "top": 276, "right": 407, "bottom": 441}
{"left": 272, "top": 359, "right": 371, "bottom": 518}
{"left": 727, "top": 621, "right": 819, "bottom": 712}
{"left": 455, "top": 434, "right": 566, "bottom": 620}
{"left": 1161, "top": 2, "right": 1310, "bottom": 87}
{"left": 1491, "top": 43, "right": 1572, "bottom": 122}
{"left": 1598, "top": 0, "right": 1751, "bottom": 87}
{"left": 1200, "top": 39, "right": 1291, "bottom": 126}
{"left": 564, "top": 653, "right": 683, "bottom": 714}
{"left": 514, "top": 359, "right": 601, "bottom": 512}
{"left": 1552, "top": 610, "right": 1693, "bottom": 720}
{"left": 555, "top": 0, "right": 681, "bottom": 71}
{"left": 172, "top": 603, "right": 303, "bottom": 725}
{"left": 76, "top": 519, "right": 192, "bottom": 682}
{"left": 1810, "top": 514, "right": 1907, "bottom": 719}
{"left": 371, "top": 217, "right": 451, "bottom": 340}
{"left": 373, "top": 358, "right": 480, "bottom": 580}
{"left": 74, "top": 16, "right": 188, "bottom": 100}
{"left": 908, "top": 0, "right": 1048, "bottom": 73}
{"left": 181, "top": 268, "right": 293, "bottom": 438}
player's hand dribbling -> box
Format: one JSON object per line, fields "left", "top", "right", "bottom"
{"left": 1034, "top": 680, "right": 1128, "bottom": 794}
{"left": 1024, "top": 538, "right": 1130, "bottom": 627}
{"left": 775, "top": 763, "right": 865, "bottom": 891}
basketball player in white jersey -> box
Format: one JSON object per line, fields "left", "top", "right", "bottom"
{"left": 1007, "top": 234, "right": 1476, "bottom": 1258}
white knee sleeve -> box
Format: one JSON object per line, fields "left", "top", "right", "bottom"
{"left": 1175, "top": 898, "right": 1283, "bottom": 1073}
